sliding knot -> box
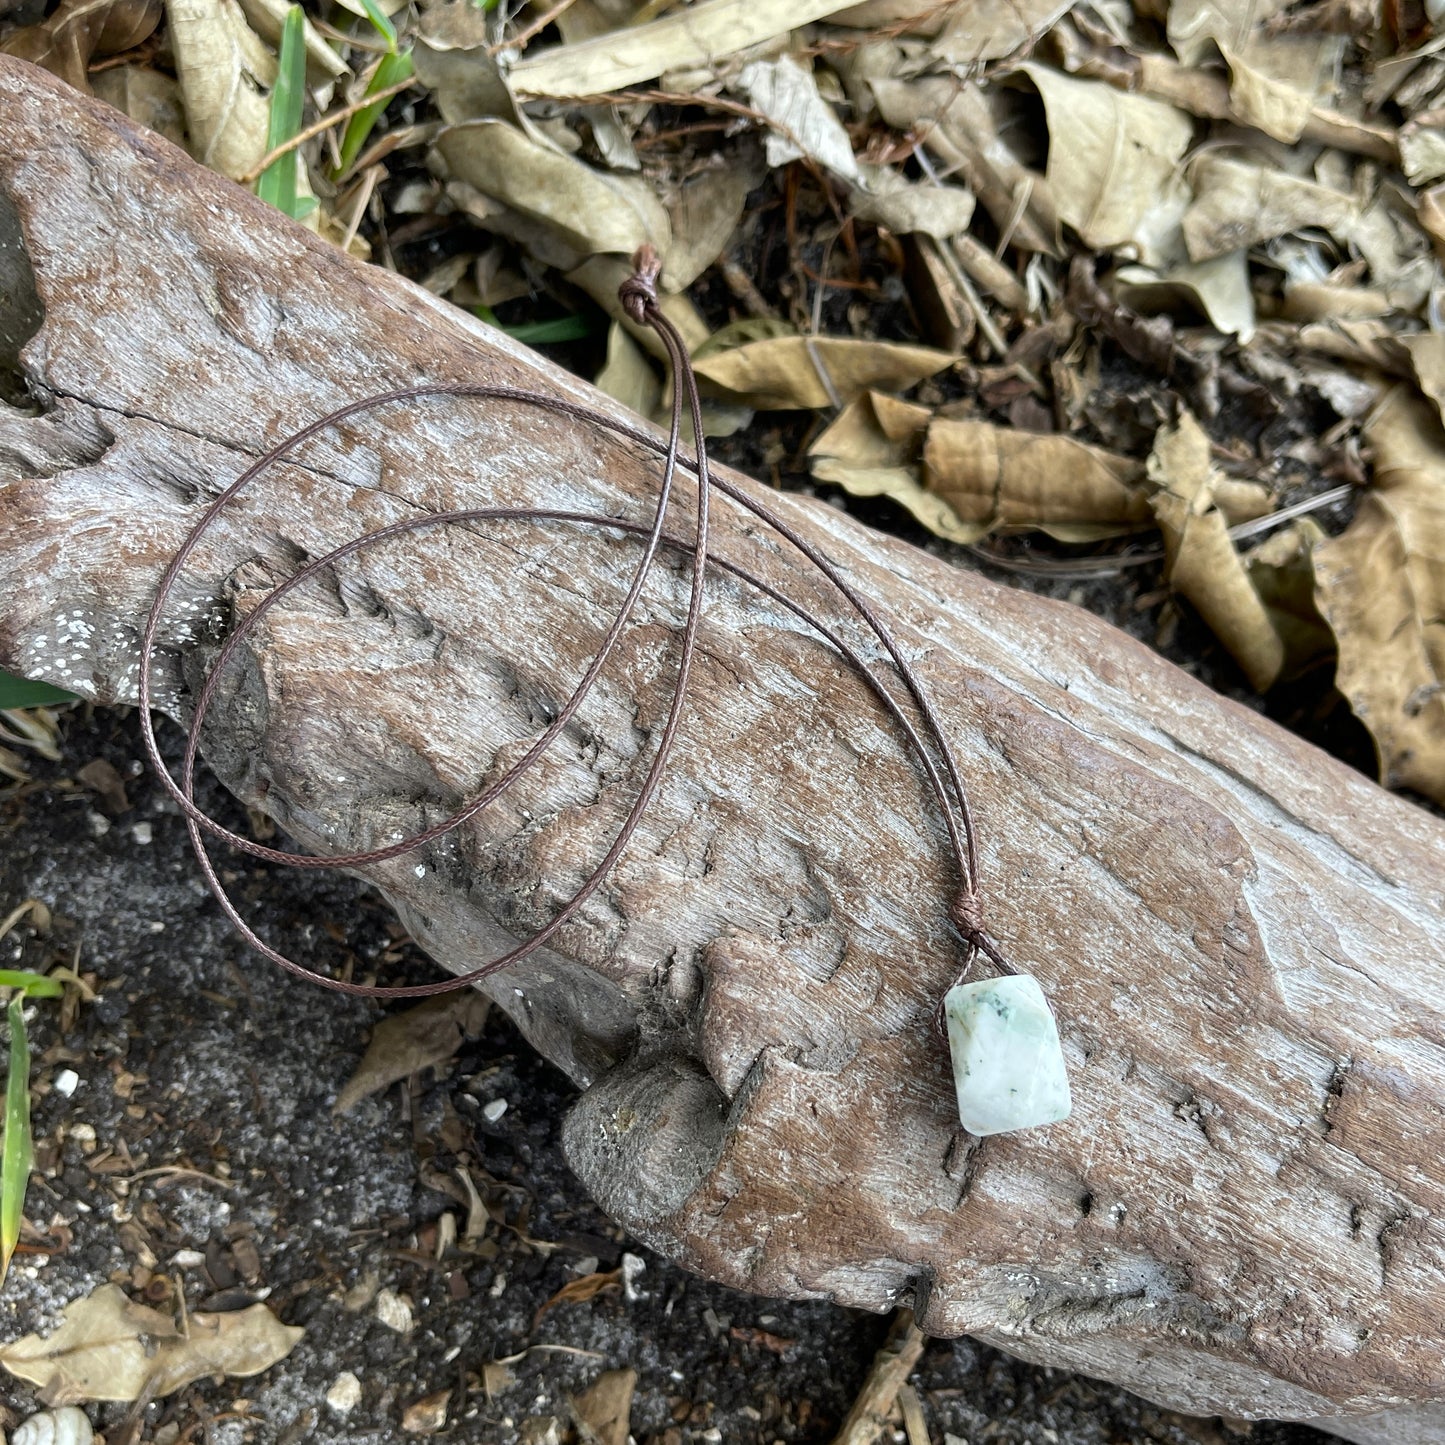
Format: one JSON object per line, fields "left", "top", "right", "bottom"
{"left": 950, "top": 890, "right": 986, "bottom": 939}
{"left": 620, "top": 243, "right": 663, "bottom": 323}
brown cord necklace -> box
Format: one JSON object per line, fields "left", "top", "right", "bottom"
{"left": 138, "top": 247, "right": 1071, "bottom": 1137}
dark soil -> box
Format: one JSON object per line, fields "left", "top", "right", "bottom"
{"left": 0, "top": 705, "right": 1341, "bottom": 1445}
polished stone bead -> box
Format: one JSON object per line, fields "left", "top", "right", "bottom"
{"left": 944, "top": 974, "right": 1071, "bottom": 1136}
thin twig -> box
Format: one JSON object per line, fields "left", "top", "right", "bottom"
{"left": 830, "top": 1309, "right": 927, "bottom": 1445}
{"left": 487, "top": 0, "right": 579, "bottom": 55}
{"left": 238, "top": 77, "right": 418, "bottom": 184}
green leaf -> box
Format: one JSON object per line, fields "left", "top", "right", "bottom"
{"left": 0, "top": 670, "right": 77, "bottom": 710}
{"left": 502, "top": 315, "right": 597, "bottom": 345}
{"left": 256, "top": 5, "right": 310, "bottom": 220}
{"left": 356, "top": 0, "right": 397, "bottom": 50}
{"left": 0, "top": 972, "right": 63, "bottom": 999}
{"left": 335, "top": 48, "right": 413, "bottom": 177}
{"left": 1, "top": 994, "right": 33, "bottom": 1288}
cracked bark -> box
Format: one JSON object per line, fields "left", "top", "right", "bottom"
{"left": 1, "top": 60, "right": 1444, "bottom": 1441}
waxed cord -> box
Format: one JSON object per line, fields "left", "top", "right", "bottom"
{"left": 138, "top": 247, "right": 1011, "bottom": 1020}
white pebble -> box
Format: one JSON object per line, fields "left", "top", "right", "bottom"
{"left": 171, "top": 1249, "right": 207, "bottom": 1268}
{"left": 374, "top": 1287, "right": 414, "bottom": 1333}
{"left": 131, "top": 822, "right": 153, "bottom": 845}
{"left": 481, "top": 1098, "right": 508, "bottom": 1123}
{"left": 325, "top": 1371, "right": 363, "bottom": 1415}
{"left": 14, "top": 1405, "right": 95, "bottom": 1445}
{"left": 53, "top": 1069, "right": 79, "bottom": 1098}
{"left": 621, "top": 1252, "right": 646, "bottom": 1301}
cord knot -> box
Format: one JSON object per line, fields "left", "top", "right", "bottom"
{"left": 949, "top": 890, "right": 986, "bottom": 939}
{"left": 619, "top": 243, "right": 662, "bottom": 323}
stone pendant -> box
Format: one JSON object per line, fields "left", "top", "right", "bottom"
{"left": 944, "top": 974, "right": 1072, "bottom": 1136}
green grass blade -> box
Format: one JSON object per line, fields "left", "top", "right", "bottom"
{"left": 0, "top": 972, "right": 62, "bottom": 998}
{"left": 335, "top": 48, "right": 413, "bottom": 177}
{"left": 0, "top": 670, "right": 77, "bottom": 710}
{"left": 1, "top": 994, "right": 33, "bottom": 1287}
{"left": 257, "top": 5, "right": 310, "bottom": 219}
{"left": 502, "top": 315, "right": 596, "bottom": 344}
{"left": 356, "top": 0, "right": 397, "bottom": 50}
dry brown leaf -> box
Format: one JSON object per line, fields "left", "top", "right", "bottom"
{"left": 869, "top": 77, "right": 1058, "bottom": 256}
{"left": 1114, "top": 251, "right": 1255, "bottom": 341}
{"left": 92, "top": 66, "right": 187, "bottom": 146}
{"left": 532, "top": 1269, "right": 621, "bottom": 1329}
{"left": 333, "top": 991, "right": 490, "bottom": 1114}
{"left": 924, "top": 417, "right": 1154, "bottom": 542}
{"left": 851, "top": 166, "right": 976, "bottom": 242}
{"left": 931, "top": 0, "right": 1075, "bottom": 62}
{"left": 663, "top": 159, "right": 761, "bottom": 290}
{"left": 1402, "top": 333, "right": 1445, "bottom": 427}
{"left": 0, "top": 1284, "right": 301, "bottom": 1405}
{"left": 1244, "top": 518, "right": 1335, "bottom": 684}
{"left": 1400, "top": 122, "right": 1445, "bottom": 187}
{"left": 1314, "top": 388, "right": 1445, "bottom": 801}
{"left": 1149, "top": 410, "right": 1284, "bottom": 691}
{"left": 1, "top": 0, "right": 161, "bottom": 91}
{"left": 234, "top": 0, "right": 344, "bottom": 79}
{"left": 1019, "top": 64, "right": 1192, "bottom": 268}
{"left": 166, "top": 0, "right": 273, "bottom": 180}
{"left": 572, "top": 1368, "right": 636, "bottom": 1445}
{"left": 809, "top": 392, "right": 971, "bottom": 540}
{"left": 413, "top": 0, "right": 528, "bottom": 128}
{"left": 736, "top": 54, "right": 857, "bottom": 178}
{"left": 1182, "top": 155, "right": 1355, "bottom": 263}
{"left": 506, "top": 0, "right": 864, "bottom": 98}
{"left": 1219, "top": 34, "right": 1342, "bottom": 143}
{"left": 595, "top": 322, "right": 660, "bottom": 420}
{"left": 692, "top": 335, "right": 953, "bottom": 410}
{"left": 435, "top": 120, "right": 670, "bottom": 261}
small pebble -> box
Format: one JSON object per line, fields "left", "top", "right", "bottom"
{"left": 14, "top": 1405, "right": 95, "bottom": 1445}
{"left": 131, "top": 821, "right": 153, "bottom": 845}
{"left": 86, "top": 812, "right": 110, "bottom": 838}
{"left": 53, "top": 1068, "right": 79, "bottom": 1098}
{"left": 325, "top": 1371, "right": 362, "bottom": 1415}
{"left": 481, "top": 1097, "right": 508, "bottom": 1123}
{"left": 571, "top": 1255, "right": 599, "bottom": 1277}
{"left": 67, "top": 1122, "right": 97, "bottom": 1154}
{"left": 375, "top": 1287, "right": 414, "bottom": 1333}
{"left": 621, "top": 1251, "right": 646, "bottom": 1301}
{"left": 171, "top": 1249, "right": 207, "bottom": 1268}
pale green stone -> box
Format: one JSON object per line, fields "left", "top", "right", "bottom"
{"left": 945, "top": 974, "right": 1071, "bottom": 1136}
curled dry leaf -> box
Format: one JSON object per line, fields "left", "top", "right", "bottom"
{"left": 850, "top": 165, "right": 976, "bottom": 243}
{"left": 1115, "top": 251, "right": 1255, "bottom": 341}
{"left": 1148, "top": 410, "right": 1284, "bottom": 692}
{"left": 736, "top": 55, "right": 857, "bottom": 179}
{"left": 532, "top": 1269, "right": 621, "bottom": 1329}
{"left": 435, "top": 120, "right": 670, "bottom": 262}
{"left": 1019, "top": 64, "right": 1192, "bottom": 269}
{"left": 572, "top": 1368, "right": 637, "bottom": 1445}
{"left": 925, "top": 416, "right": 1154, "bottom": 543}
{"left": 1314, "top": 388, "right": 1445, "bottom": 802}
{"left": 234, "top": 0, "right": 345, "bottom": 81}
{"left": 505, "top": 0, "right": 866, "bottom": 99}
{"left": 92, "top": 66, "right": 187, "bottom": 147}
{"left": 1182, "top": 156, "right": 1355, "bottom": 263}
{"left": 1244, "top": 518, "right": 1335, "bottom": 684}
{"left": 595, "top": 322, "right": 660, "bottom": 421}
{"left": 810, "top": 392, "right": 970, "bottom": 540}
{"left": 663, "top": 157, "right": 762, "bottom": 290}
{"left": 2, "top": 0, "right": 162, "bottom": 94}
{"left": 870, "top": 77, "right": 1058, "bottom": 255}
{"left": 0, "top": 1283, "right": 302, "bottom": 1405}
{"left": 692, "top": 335, "right": 953, "bottom": 410}
{"left": 333, "top": 990, "right": 490, "bottom": 1114}
{"left": 165, "top": 0, "right": 273, "bottom": 180}
{"left": 413, "top": 0, "right": 527, "bottom": 129}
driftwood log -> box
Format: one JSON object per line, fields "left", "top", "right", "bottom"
{"left": 2, "top": 59, "right": 1444, "bottom": 1442}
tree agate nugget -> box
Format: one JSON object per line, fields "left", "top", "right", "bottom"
{"left": 944, "top": 975, "right": 1071, "bottom": 1136}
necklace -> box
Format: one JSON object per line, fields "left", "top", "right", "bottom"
{"left": 137, "top": 247, "right": 1070, "bottom": 1138}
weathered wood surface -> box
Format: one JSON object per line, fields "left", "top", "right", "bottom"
{"left": 1, "top": 60, "right": 1443, "bottom": 1440}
